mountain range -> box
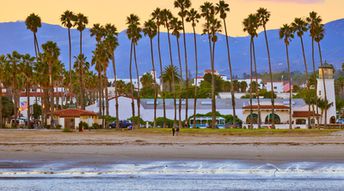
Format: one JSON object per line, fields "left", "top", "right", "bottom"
{"left": 0, "top": 19, "right": 343, "bottom": 78}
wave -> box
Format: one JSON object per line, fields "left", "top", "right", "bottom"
{"left": 1, "top": 160, "right": 344, "bottom": 179}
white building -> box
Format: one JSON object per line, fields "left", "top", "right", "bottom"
{"left": 265, "top": 82, "right": 285, "bottom": 93}
{"left": 317, "top": 65, "right": 337, "bottom": 124}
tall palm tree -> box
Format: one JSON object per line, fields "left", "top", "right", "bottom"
{"left": 160, "top": 9, "right": 178, "bottom": 127}
{"left": 92, "top": 42, "right": 109, "bottom": 125}
{"left": 19, "top": 54, "right": 35, "bottom": 127}
{"left": 41, "top": 41, "right": 60, "bottom": 124}
{"left": 257, "top": 8, "right": 275, "bottom": 128}
{"left": 143, "top": 19, "right": 158, "bottom": 128}
{"left": 104, "top": 24, "right": 120, "bottom": 128}
{"left": 306, "top": 11, "right": 322, "bottom": 126}
{"left": 291, "top": 17, "right": 311, "bottom": 128}
{"left": 215, "top": 0, "right": 237, "bottom": 127}
{"left": 170, "top": 17, "right": 184, "bottom": 128}
{"left": 201, "top": 2, "right": 217, "bottom": 128}
{"left": 162, "top": 65, "right": 181, "bottom": 93}
{"left": 7, "top": 51, "right": 21, "bottom": 127}
{"left": 279, "top": 24, "right": 294, "bottom": 129}
{"left": 314, "top": 23, "right": 328, "bottom": 125}
{"left": 174, "top": 0, "right": 191, "bottom": 123}
{"left": 25, "top": 13, "right": 42, "bottom": 57}
{"left": 0, "top": 55, "right": 7, "bottom": 128}
{"left": 243, "top": 14, "right": 259, "bottom": 128}
{"left": 127, "top": 14, "right": 142, "bottom": 127}
{"left": 61, "top": 10, "right": 77, "bottom": 104}
{"left": 74, "top": 13, "right": 88, "bottom": 109}
{"left": 186, "top": 8, "right": 201, "bottom": 128}
{"left": 152, "top": 8, "right": 167, "bottom": 128}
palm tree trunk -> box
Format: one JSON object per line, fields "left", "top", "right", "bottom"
{"left": 176, "top": 36, "right": 183, "bottom": 129}
{"left": 0, "top": 85, "right": 3, "bottom": 128}
{"left": 166, "top": 28, "right": 177, "bottom": 128}
{"left": 129, "top": 43, "right": 135, "bottom": 121}
{"left": 13, "top": 62, "right": 17, "bottom": 128}
{"left": 104, "top": 75, "right": 109, "bottom": 116}
{"left": 49, "top": 62, "right": 54, "bottom": 126}
{"left": 317, "top": 42, "right": 327, "bottom": 125}
{"left": 111, "top": 54, "right": 120, "bottom": 129}
{"left": 211, "top": 40, "right": 216, "bottom": 129}
{"left": 223, "top": 20, "right": 236, "bottom": 128}
{"left": 263, "top": 26, "right": 275, "bottom": 128}
{"left": 300, "top": 36, "right": 311, "bottom": 128}
{"left": 252, "top": 40, "right": 261, "bottom": 128}
{"left": 68, "top": 28, "right": 72, "bottom": 105}
{"left": 285, "top": 44, "right": 292, "bottom": 129}
{"left": 192, "top": 26, "right": 199, "bottom": 129}
{"left": 157, "top": 27, "right": 167, "bottom": 128}
{"left": 98, "top": 72, "right": 103, "bottom": 117}
{"left": 149, "top": 38, "right": 157, "bottom": 128}
{"left": 133, "top": 45, "right": 141, "bottom": 125}
{"left": 34, "top": 33, "right": 40, "bottom": 54}
{"left": 181, "top": 17, "right": 189, "bottom": 124}
{"left": 27, "top": 84, "right": 31, "bottom": 127}
{"left": 311, "top": 39, "right": 319, "bottom": 127}
{"left": 249, "top": 39, "right": 254, "bottom": 128}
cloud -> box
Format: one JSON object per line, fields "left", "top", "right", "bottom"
{"left": 250, "top": 0, "right": 324, "bottom": 3}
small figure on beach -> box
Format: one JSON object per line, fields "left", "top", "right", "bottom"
{"left": 172, "top": 127, "right": 175, "bottom": 136}
{"left": 184, "top": 121, "right": 188, "bottom": 128}
{"left": 176, "top": 127, "right": 180, "bottom": 136}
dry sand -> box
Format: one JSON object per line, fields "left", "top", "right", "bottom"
{"left": 1, "top": 129, "right": 344, "bottom": 164}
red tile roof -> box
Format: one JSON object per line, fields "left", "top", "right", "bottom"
{"left": 53, "top": 109, "right": 97, "bottom": 118}
{"left": 20, "top": 92, "right": 75, "bottom": 97}
{"left": 293, "top": 111, "right": 321, "bottom": 117}
{"left": 242, "top": 105, "right": 290, "bottom": 110}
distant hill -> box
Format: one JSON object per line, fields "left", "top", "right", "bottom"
{"left": 0, "top": 19, "right": 343, "bottom": 78}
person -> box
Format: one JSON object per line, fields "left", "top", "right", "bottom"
{"left": 172, "top": 127, "right": 175, "bottom": 136}
{"left": 176, "top": 127, "right": 180, "bottom": 136}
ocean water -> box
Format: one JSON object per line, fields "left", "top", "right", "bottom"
{"left": 1, "top": 160, "right": 344, "bottom": 190}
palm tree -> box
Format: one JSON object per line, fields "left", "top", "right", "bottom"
{"left": 19, "top": 54, "right": 35, "bottom": 127}
{"left": 215, "top": 0, "right": 237, "bottom": 127}
{"left": 104, "top": 24, "right": 120, "bottom": 128}
{"left": 41, "top": 41, "right": 60, "bottom": 124}
{"left": 61, "top": 10, "right": 77, "bottom": 104}
{"left": 143, "top": 19, "right": 158, "bottom": 128}
{"left": 201, "top": 2, "right": 218, "bottom": 128}
{"left": 0, "top": 55, "right": 7, "bottom": 128}
{"left": 243, "top": 14, "right": 259, "bottom": 128}
{"left": 170, "top": 17, "right": 184, "bottom": 128}
{"left": 306, "top": 11, "right": 322, "bottom": 126}
{"left": 25, "top": 13, "right": 42, "bottom": 57}
{"left": 174, "top": 0, "right": 191, "bottom": 123}
{"left": 186, "top": 8, "right": 201, "bottom": 128}
{"left": 7, "top": 51, "right": 21, "bottom": 126}
{"left": 92, "top": 42, "right": 109, "bottom": 125}
{"left": 152, "top": 8, "right": 167, "bottom": 128}
{"left": 279, "top": 24, "right": 294, "bottom": 129}
{"left": 314, "top": 23, "right": 328, "bottom": 125}
{"left": 291, "top": 17, "right": 311, "bottom": 128}
{"left": 317, "top": 98, "right": 333, "bottom": 123}
{"left": 257, "top": 8, "right": 275, "bottom": 128}
{"left": 162, "top": 65, "right": 181, "bottom": 92}
{"left": 126, "top": 14, "right": 142, "bottom": 127}
{"left": 160, "top": 9, "right": 178, "bottom": 127}
{"left": 74, "top": 13, "right": 88, "bottom": 109}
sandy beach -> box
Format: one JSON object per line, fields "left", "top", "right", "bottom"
{"left": 1, "top": 129, "right": 344, "bottom": 164}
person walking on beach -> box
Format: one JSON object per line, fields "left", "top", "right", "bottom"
{"left": 172, "top": 127, "right": 176, "bottom": 136}
{"left": 176, "top": 127, "right": 180, "bottom": 136}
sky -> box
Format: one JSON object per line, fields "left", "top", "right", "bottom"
{"left": 1, "top": 0, "right": 343, "bottom": 36}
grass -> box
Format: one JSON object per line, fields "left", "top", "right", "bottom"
{"left": 91, "top": 128, "right": 340, "bottom": 137}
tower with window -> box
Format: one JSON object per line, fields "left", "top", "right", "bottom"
{"left": 317, "top": 64, "right": 337, "bottom": 124}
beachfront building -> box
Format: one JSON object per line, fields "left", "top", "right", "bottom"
{"left": 85, "top": 96, "right": 310, "bottom": 128}
{"left": 52, "top": 109, "right": 100, "bottom": 129}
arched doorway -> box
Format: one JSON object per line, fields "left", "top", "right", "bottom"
{"left": 330, "top": 116, "right": 336, "bottom": 124}
{"left": 265, "top": 113, "right": 281, "bottom": 124}
{"left": 246, "top": 113, "right": 258, "bottom": 124}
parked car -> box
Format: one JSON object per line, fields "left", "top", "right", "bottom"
{"left": 109, "top": 120, "right": 133, "bottom": 129}
{"left": 337, "top": 118, "right": 344, "bottom": 124}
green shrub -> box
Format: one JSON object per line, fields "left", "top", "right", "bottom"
{"left": 155, "top": 117, "right": 174, "bottom": 128}
{"left": 92, "top": 123, "right": 101, "bottom": 129}
{"left": 127, "top": 116, "right": 145, "bottom": 125}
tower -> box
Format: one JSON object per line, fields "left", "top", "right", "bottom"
{"left": 317, "top": 64, "right": 337, "bottom": 124}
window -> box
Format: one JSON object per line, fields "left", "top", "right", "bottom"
{"left": 319, "top": 91, "right": 321, "bottom": 96}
